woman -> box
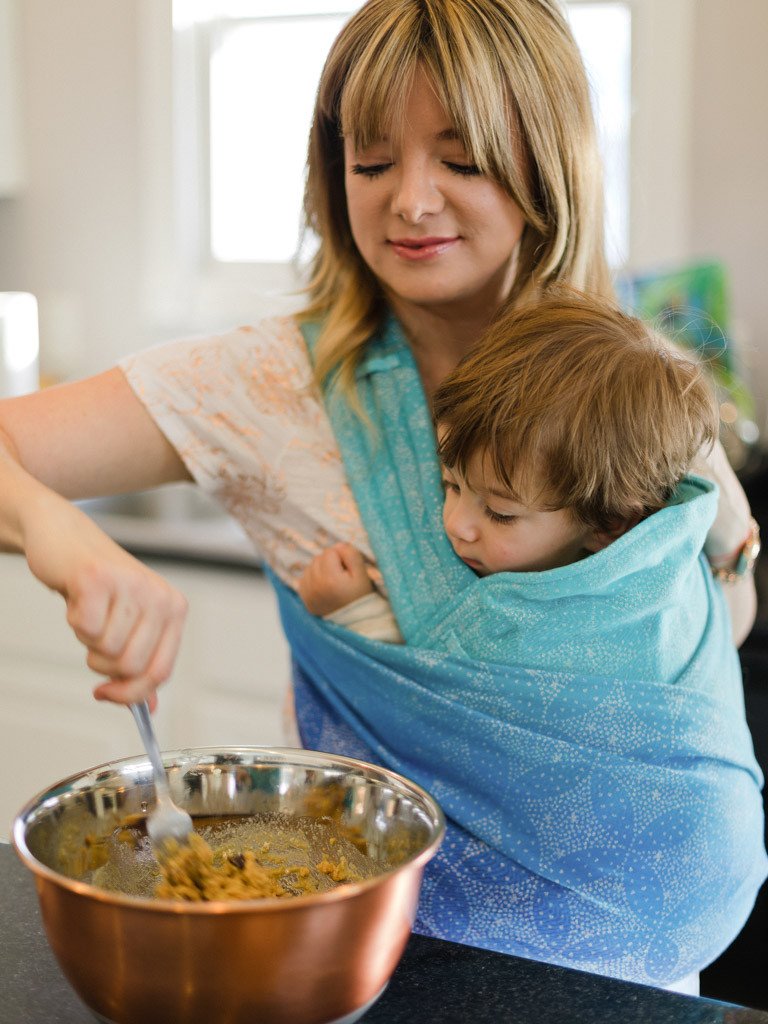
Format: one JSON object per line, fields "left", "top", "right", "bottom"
{"left": 0, "top": 0, "right": 763, "bottom": 989}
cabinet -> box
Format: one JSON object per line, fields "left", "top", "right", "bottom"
{"left": 0, "top": 554, "right": 292, "bottom": 840}
{"left": 0, "top": 0, "right": 22, "bottom": 195}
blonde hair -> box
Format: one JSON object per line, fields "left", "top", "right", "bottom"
{"left": 300, "top": 0, "right": 613, "bottom": 396}
{"left": 432, "top": 290, "right": 718, "bottom": 531}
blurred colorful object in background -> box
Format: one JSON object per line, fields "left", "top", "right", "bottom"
{"left": 618, "top": 261, "right": 759, "bottom": 471}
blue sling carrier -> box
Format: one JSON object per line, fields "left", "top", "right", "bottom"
{"left": 268, "top": 315, "right": 767, "bottom": 984}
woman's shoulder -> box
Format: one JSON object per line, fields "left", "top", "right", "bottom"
{"left": 227, "top": 314, "right": 310, "bottom": 353}
{"left": 125, "top": 314, "right": 309, "bottom": 366}
{"left": 120, "top": 314, "right": 317, "bottom": 402}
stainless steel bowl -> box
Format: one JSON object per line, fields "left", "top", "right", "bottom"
{"left": 13, "top": 747, "right": 445, "bottom": 1024}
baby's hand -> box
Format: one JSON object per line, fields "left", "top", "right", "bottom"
{"left": 298, "top": 543, "right": 374, "bottom": 616}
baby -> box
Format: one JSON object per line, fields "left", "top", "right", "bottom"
{"left": 298, "top": 291, "right": 717, "bottom": 642}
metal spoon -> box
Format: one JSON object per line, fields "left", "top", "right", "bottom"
{"left": 130, "top": 700, "right": 193, "bottom": 852}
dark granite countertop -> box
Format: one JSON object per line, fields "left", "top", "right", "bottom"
{"left": 3, "top": 842, "right": 767, "bottom": 1024}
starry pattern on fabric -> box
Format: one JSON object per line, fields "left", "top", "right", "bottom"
{"left": 284, "top": 316, "right": 768, "bottom": 986}
{"left": 282, "top": 586, "right": 766, "bottom": 987}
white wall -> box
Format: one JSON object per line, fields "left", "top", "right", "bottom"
{"left": 0, "top": 0, "right": 144, "bottom": 380}
{"left": 0, "top": 0, "right": 766, "bottom": 425}
{"left": 689, "top": 0, "right": 768, "bottom": 431}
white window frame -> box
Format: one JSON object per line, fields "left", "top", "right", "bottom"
{"left": 136, "top": 0, "right": 695, "bottom": 339}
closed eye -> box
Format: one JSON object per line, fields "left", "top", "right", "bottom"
{"left": 485, "top": 507, "right": 517, "bottom": 524}
{"left": 444, "top": 162, "right": 482, "bottom": 177}
{"left": 350, "top": 162, "right": 391, "bottom": 179}
{"left": 351, "top": 161, "right": 481, "bottom": 179}
{"left": 441, "top": 476, "right": 460, "bottom": 494}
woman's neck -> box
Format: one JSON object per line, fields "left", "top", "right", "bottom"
{"left": 388, "top": 300, "right": 499, "bottom": 397}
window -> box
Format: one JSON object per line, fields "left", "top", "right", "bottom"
{"left": 137, "top": 0, "right": 693, "bottom": 331}
{"left": 179, "top": 0, "right": 630, "bottom": 266}
{"left": 565, "top": 3, "right": 631, "bottom": 268}
{"left": 205, "top": 5, "right": 359, "bottom": 263}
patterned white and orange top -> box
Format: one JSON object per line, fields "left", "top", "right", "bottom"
{"left": 119, "top": 317, "right": 375, "bottom": 590}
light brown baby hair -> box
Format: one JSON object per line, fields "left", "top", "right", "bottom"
{"left": 433, "top": 290, "right": 718, "bottom": 533}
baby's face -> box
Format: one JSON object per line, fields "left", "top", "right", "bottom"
{"left": 440, "top": 454, "right": 599, "bottom": 576}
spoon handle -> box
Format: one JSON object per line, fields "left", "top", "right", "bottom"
{"left": 130, "top": 701, "right": 172, "bottom": 799}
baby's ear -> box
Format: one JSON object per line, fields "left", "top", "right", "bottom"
{"left": 584, "top": 514, "right": 642, "bottom": 553}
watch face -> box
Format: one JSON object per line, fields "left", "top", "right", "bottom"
{"left": 740, "top": 522, "right": 759, "bottom": 572}
{"left": 713, "top": 518, "right": 760, "bottom": 583}
{"left": 745, "top": 519, "right": 761, "bottom": 563}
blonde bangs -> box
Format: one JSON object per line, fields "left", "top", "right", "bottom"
{"left": 337, "top": 12, "right": 420, "bottom": 150}
{"left": 337, "top": 1, "right": 520, "bottom": 198}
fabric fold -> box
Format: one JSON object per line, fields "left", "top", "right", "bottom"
{"left": 287, "top": 316, "right": 767, "bottom": 983}
{"left": 275, "top": 572, "right": 765, "bottom": 983}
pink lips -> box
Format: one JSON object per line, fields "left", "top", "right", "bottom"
{"left": 388, "top": 236, "right": 459, "bottom": 261}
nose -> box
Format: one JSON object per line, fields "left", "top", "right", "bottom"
{"left": 391, "top": 157, "right": 444, "bottom": 223}
{"left": 443, "top": 499, "right": 480, "bottom": 544}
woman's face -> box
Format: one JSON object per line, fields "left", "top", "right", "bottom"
{"left": 343, "top": 69, "right": 526, "bottom": 321}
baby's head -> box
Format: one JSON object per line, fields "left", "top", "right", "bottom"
{"left": 432, "top": 290, "right": 718, "bottom": 575}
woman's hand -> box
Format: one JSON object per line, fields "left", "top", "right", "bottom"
{"left": 23, "top": 490, "right": 188, "bottom": 705}
{"left": 298, "top": 543, "right": 375, "bottom": 617}
{"left": 0, "top": 368, "right": 195, "bottom": 703}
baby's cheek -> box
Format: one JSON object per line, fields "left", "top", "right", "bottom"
{"left": 441, "top": 502, "right": 455, "bottom": 539}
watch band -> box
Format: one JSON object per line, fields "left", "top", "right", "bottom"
{"left": 711, "top": 517, "right": 761, "bottom": 584}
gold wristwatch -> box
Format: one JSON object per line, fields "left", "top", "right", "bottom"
{"left": 712, "top": 517, "right": 761, "bottom": 584}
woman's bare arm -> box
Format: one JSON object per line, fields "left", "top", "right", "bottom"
{"left": 0, "top": 368, "right": 192, "bottom": 703}
{"left": 0, "top": 367, "right": 191, "bottom": 505}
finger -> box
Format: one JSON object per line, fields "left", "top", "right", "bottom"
{"left": 144, "top": 616, "right": 185, "bottom": 690}
{"left": 89, "top": 582, "right": 186, "bottom": 677}
{"left": 334, "top": 542, "right": 358, "bottom": 561}
{"left": 92, "top": 638, "right": 176, "bottom": 705}
{"left": 92, "top": 619, "right": 178, "bottom": 704}
{"left": 86, "top": 610, "right": 163, "bottom": 681}
{"left": 66, "top": 583, "right": 112, "bottom": 644}
{"left": 337, "top": 545, "right": 366, "bottom": 574}
{"left": 323, "top": 546, "right": 347, "bottom": 572}
{"left": 96, "top": 597, "right": 142, "bottom": 659}
{"left": 311, "top": 548, "right": 344, "bottom": 582}
{"left": 93, "top": 675, "right": 159, "bottom": 706}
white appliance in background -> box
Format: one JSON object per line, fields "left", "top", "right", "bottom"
{"left": 0, "top": 291, "right": 39, "bottom": 396}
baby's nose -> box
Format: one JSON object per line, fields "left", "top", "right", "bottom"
{"left": 444, "top": 504, "right": 480, "bottom": 543}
